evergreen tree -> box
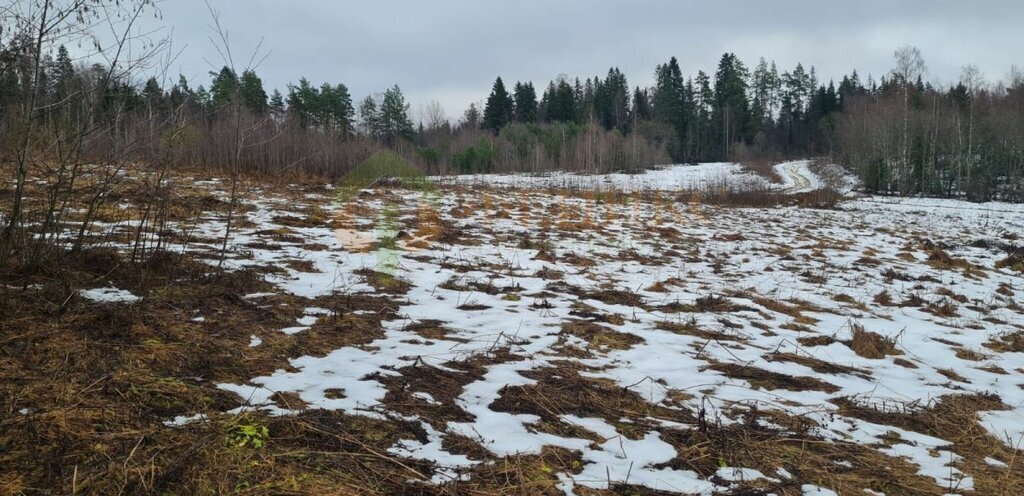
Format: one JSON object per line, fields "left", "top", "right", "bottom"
{"left": 631, "top": 87, "right": 651, "bottom": 121}
{"left": 141, "top": 77, "right": 164, "bottom": 108}
{"left": 482, "top": 77, "right": 513, "bottom": 133}
{"left": 595, "top": 67, "right": 629, "bottom": 132}
{"left": 380, "top": 85, "right": 414, "bottom": 143}
{"left": 168, "top": 75, "right": 193, "bottom": 109}
{"left": 573, "top": 78, "right": 585, "bottom": 123}
{"left": 51, "top": 45, "right": 75, "bottom": 97}
{"left": 269, "top": 89, "right": 285, "bottom": 116}
{"left": 652, "top": 57, "right": 686, "bottom": 160}
{"left": 359, "top": 95, "right": 382, "bottom": 138}
{"left": 209, "top": 66, "right": 239, "bottom": 107}
{"left": 286, "top": 78, "right": 317, "bottom": 127}
{"left": 712, "top": 53, "right": 750, "bottom": 159}
{"left": 779, "top": 63, "right": 812, "bottom": 151}
{"left": 512, "top": 82, "right": 538, "bottom": 123}
{"left": 750, "top": 58, "right": 772, "bottom": 129}
{"left": 239, "top": 70, "right": 268, "bottom": 114}
{"left": 582, "top": 77, "right": 597, "bottom": 123}
{"left": 540, "top": 77, "right": 576, "bottom": 123}
{"left": 318, "top": 83, "right": 354, "bottom": 133}
{"left": 194, "top": 85, "right": 212, "bottom": 110}
{"left": 694, "top": 70, "right": 714, "bottom": 159}
{"left": 837, "top": 70, "right": 864, "bottom": 109}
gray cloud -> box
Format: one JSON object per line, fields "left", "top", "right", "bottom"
{"left": 145, "top": 0, "right": 1024, "bottom": 119}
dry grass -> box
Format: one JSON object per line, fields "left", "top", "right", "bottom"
{"left": 0, "top": 245, "right": 424, "bottom": 494}
{"left": 985, "top": 331, "right": 1024, "bottom": 353}
{"left": 561, "top": 320, "right": 644, "bottom": 351}
{"left": 848, "top": 322, "right": 901, "bottom": 359}
{"left": 767, "top": 351, "right": 872, "bottom": 379}
{"left": 833, "top": 394, "right": 1024, "bottom": 495}
{"left": 702, "top": 362, "right": 841, "bottom": 393}
{"left": 4, "top": 163, "right": 1024, "bottom": 494}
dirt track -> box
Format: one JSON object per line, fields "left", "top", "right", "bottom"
{"left": 776, "top": 160, "right": 816, "bottom": 193}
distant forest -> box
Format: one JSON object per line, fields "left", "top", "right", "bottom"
{"left": 2, "top": 12, "right": 1023, "bottom": 200}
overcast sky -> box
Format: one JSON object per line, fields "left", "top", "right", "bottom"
{"left": 143, "top": 0, "right": 1022, "bottom": 121}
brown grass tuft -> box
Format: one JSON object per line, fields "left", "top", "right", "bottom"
{"left": 848, "top": 323, "right": 901, "bottom": 359}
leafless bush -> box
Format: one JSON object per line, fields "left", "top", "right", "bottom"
{"left": 1, "top": 0, "right": 167, "bottom": 266}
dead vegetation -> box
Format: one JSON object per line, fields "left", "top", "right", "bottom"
{"left": 848, "top": 322, "right": 902, "bottom": 359}
{"left": 702, "top": 362, "right": 841, "bottom": 393}
{"left": 832, "top": 394, "right": 1024, "bottom": 495}
{"left": 490, "top": 362, "right": 691, "bottom": 439}
{"left": 0, "top": 245, "right": 417, "bottom": 494}
{"left": 3, "top": 163, "right": 1024, "bottom": 494}
{"left": 655, "top": 408, "right": 952, "bottom": 496}
{"left": 561, "top": 320, "right": 644, "bottom": 351}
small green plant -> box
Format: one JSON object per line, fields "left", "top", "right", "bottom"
{"left": 225, "top": 422, "right": 269, "bottom": 449}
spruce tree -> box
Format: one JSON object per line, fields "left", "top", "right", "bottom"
{"left": 631, "top": 87, "right": 651, "bottom": 122}
{"left": 512, "top": 82, "right": 538, "bottom": 123}
{"left": 52, "top": 45, "right": 75, "bottom": 97}
{"left": 325, "top": 83, "right": 354, "bottom": 133}
{"left": 239, "top": 70, "right": 268, "bottom": 113}
{"left": 269, "top": 89, "right": 285, "bottom": 116}
{"left": 359, "top": 95, "right": 382, "bottom": 138}
{"left": 711, "top": 53, "right": 751, "bottom": 159}
{"left": 595, "top": 68, "right": 629, "bottom": 131}
{"left": 652, "top": 57, "right": 686, "bottom": 160}
{"left": 482, "top": 77, "right": 513, "bottom": 133}
{"left": 540, "top": 78, "right": 576, "bottom": 123}
{"left": 380, "top": 85, "right": 414, "bottom": 143}
{"left": 141, "top": 77, "right": 164, "bottom": 109}
{"left": 209, "top": 66, "right": 239, "bottom": 107}
{"left": 238, "top": 69, "right": 268, "bottom": 113}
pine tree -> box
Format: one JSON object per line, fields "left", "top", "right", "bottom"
{"left": 482, "top": 77, "right": 513, "bottom": 132}
{"left": 286, "top": 78, "right": 317, "bottom": 127}
{"left": 694, "top": 70, "right": 714, "bottom": 159}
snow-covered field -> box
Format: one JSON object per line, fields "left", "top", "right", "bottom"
{"left": 91, "top": 163, "right": 1023, "bottom": 494}
{"left": 432, "top": 160, "right": 864, "bottom": 198}
{"left": 432, "top": 162, "right": 776, "bottom": 192}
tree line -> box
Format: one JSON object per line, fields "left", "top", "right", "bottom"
{"left": 3, "top": 18, "right": 1023, "bottom": 199}
{"left": 471, "top": 52, "right": 1024, "bottom": 200}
